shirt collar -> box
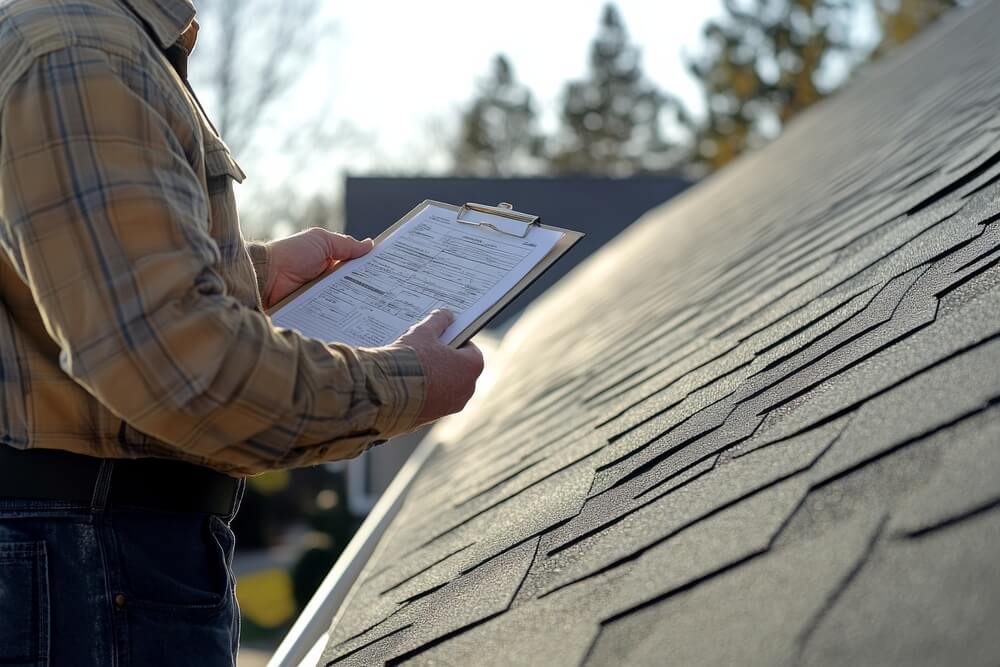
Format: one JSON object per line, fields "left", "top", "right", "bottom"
{"left": 123, "top": 0, "right": 197, "bottom": 49}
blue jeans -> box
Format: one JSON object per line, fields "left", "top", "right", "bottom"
{"left": 0, "top": 490, "right": 242, "bottom": 666}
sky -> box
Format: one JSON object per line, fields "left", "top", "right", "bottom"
{"left": 190, "top": 0, "right": 726, "bottom": 226}
{"left": 316, "top": 1, "right": 724, "bottom": 161}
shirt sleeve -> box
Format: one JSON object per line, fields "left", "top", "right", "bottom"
{"left": 0, "top": 47, "right": 426, "bottom": 475}
{"left": 245, "top": 241, "right": 271, "bottom": 302}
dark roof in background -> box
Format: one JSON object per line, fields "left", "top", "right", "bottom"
{"left": 344, "top": 176, "right": 689, "bottom": 327}
{"left": 323, "top": 3, "right": 1000, "bottom": 665}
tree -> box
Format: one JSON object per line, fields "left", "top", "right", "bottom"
{"left": 549, "top": 4, "right": 684, "bottom": 176}
{"left": 452, "top": 55, "right": 542, "bottom": 176}
{"left": 874, "top": 0, "right": 958, "bottom": 55}
{"left": 685, "top": 0, "right": 858, "bottom": 173}
{"left": 189, "top": 0, "right": 355, "bottom": 237}
{"left": 685, "top": 0, "right": 961, "bottom": 173}
{"left": 190, "top": 0, "right": 326, "bottom": 155}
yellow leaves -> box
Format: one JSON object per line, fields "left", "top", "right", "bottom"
{"left": 236, "top": 569, "right": 296, "bottom": 628}
{"left": 247, "top": 469, "right": 291, "bottom": 494}
{"left": 695, "top": 0, "right": 956, "bottom": 172}
{"left": 731, "top": 66, "right": 759, "bottom": 99}
{"left": 877, "top": 0, "right": 956, "bottom": 53}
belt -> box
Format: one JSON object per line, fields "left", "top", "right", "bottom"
{"left": 0, "top": 446, "right": 241, "bottom": 516}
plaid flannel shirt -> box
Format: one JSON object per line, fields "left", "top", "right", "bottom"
{"left": 0, "top": 0, "right": 426, "bottom": 475}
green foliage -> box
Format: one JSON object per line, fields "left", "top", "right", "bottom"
{"left": 452, "top": 5, "right": 683, "bottom": 177}
{"left": 685, "top": 0, "right": 856, "bottom": 172}
{"left": 874, "top": 0, "right": 958, "bottom": 55}
{"left": 549, "top": 4, "right": 683, "bottom": 176}
{"left": 686, "top": 0, "right": 960, "bottom": 172}
{"left": 449, "top": 1, "right": 960, "bottom": 179}
{"left": 452, "top": 55, "right": 542, "bottom": 176}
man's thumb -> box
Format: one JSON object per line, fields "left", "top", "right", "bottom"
{"left": 315, "top": 229, "right": 372, "bottom": 260}
{"left": 412, "top": 309, "right": 454, "bottom": 338}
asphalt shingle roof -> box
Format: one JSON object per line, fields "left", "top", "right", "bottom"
{"left": 321, "top": 3, "right": 1000, "bottom": 664}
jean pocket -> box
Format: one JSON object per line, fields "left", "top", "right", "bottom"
{"left": 116, "top": 513, "right": 234, "bottom": 618}
{"left": 0, "top": 541, "right": 49, "bottom": 666}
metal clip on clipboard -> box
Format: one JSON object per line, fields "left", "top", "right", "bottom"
{"left": 455, "top": 202, "right": 540, "bottom": 238}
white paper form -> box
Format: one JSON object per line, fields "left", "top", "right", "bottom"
{"left": 270, "top": 204, "right": 562, "bottom": 347}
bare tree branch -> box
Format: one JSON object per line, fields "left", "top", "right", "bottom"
{"left": 192, "top": 0, "right": 328, "bottom": 154}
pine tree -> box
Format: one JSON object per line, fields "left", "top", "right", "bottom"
{"left": 686, "top": 0, "right": 857, "bottom": 173}
{"left": 549, "top": 4, "right": 682, "bottom": 176}
{"left": 451, "top": 55, "right": 542, "bottom": 176}
{"left": 686, "top": 0, "right": 960, "bottom": 173}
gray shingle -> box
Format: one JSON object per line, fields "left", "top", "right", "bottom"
{"left": 321, "top": 3, "right": 1000, "bottom": 664}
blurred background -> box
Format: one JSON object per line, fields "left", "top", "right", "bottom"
{"left": 185, "top": 0, "right": 963, "bottom": 662}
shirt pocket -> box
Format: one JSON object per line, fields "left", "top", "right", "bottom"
{"left": 0, "top": 541, "right": 50, "bottom": 667}
{"left": 201, "top": 133, "right": 244, "bottom": 235}
{"left": 200, "top": 132, "right": 259, "bottom": 305}
{"left": 203, "top": 131, "right": 245, "bottom": 187}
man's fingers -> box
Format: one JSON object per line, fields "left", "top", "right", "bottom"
{"left": 311, "top": 228, "right": 374, "bottom": 261}
{"left": 352, "top": 237, "right": 375, "bottom": 258}
{"left": 411, "top": 309, "right": 454, "bottom": 338}
{"left": 454, "top": 341, "right": 485, "bottom": 371}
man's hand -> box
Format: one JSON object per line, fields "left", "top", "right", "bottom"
{"left": 392, "top": 310, "right": 485, "bottom": 424}
{"left": 262, "top": 228, "right": 373, "bottom": 309}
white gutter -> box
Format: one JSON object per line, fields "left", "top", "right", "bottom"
{"left": 267, "top": 434, "right": 441, "bottom": 667}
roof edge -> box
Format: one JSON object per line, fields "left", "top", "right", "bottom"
{"left": 268, "top": 435, "right": 442, "bottom": 667}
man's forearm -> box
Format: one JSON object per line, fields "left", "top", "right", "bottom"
{"left": 80, "top": 289, "right": 427, "bottom": 474}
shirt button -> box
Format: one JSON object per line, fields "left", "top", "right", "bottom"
{"left": 114, "top": 593, "right": 127, "bottom": 609}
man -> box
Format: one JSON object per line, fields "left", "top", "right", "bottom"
{"left": 0, "top": 0, "right": 483, "bottom": 664}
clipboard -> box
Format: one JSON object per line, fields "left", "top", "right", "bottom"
{"left": 267, "top": 200, "right": 583, "bottom": 349}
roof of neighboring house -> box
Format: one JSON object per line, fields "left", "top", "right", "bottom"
{"left": 321, "top": 3, "right": 1000, "bottom": 664}
{"left": 343, "top": 175, "right": 689, "bottom": 328}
